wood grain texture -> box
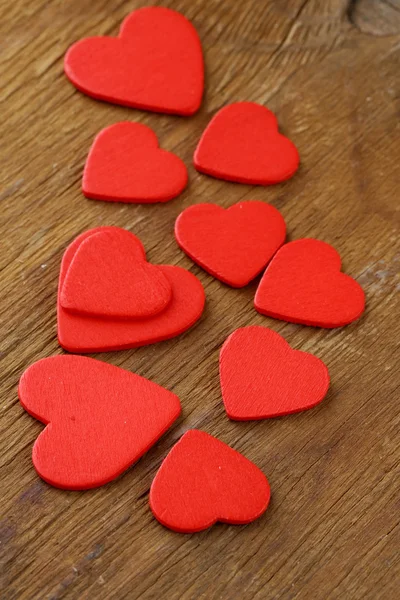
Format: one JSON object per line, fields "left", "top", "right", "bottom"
{"left": 0, "top": 0, "right": 399, "bottom": 598}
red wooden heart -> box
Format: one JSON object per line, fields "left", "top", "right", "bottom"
{"left": 255, "top": 239, "right": 365, "bottom": 328}
{"left": 19, "top": 356, "right": 181, "bottom": 490}
{"left": 82, "top": 122, "right": 188, "bottom": 203}
{"left": 57, "top": 228, "right": 205, "bottom": 352}
{"left": 194, "top": 102, "right": 299, "bottom": 185}
{"left": 61, "top": 228, "right": 172, "bottom": 319}
{"left": 64, "top": 7, "right": 204, "bottom": 116}
{"left": 220, "top": 326, "right": 330, "bottom": 420}
{"left": 175, "top": 201, "right": 286, "bottom": 287}
{"left": 150, "top": 430, "right": 270, "bottom": 533}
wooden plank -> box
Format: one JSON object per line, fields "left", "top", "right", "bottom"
{"left": 0, "top": 0, "right": 399, "bottom": 598}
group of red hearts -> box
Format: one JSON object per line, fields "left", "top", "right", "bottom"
{"left": 18, "top": 7, "right": 365, "bottom": 533}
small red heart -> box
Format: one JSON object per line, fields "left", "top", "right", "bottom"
{"left": 175, "top": 201, "right": 286, "bottom": 287}
{"left": 64, "top": 7, "right": 204, "bottom": 116}
{"left": 19, "top": 356, "right": 181, "bottom": 490}
{"left": 82, "top": 122, "right": 188, "bottom": 203}
{"left": 150, "top": 430, "right": 270, "bottom": 533}
{"left": 60, "top": 228, "right": 172, "bottom": 319}
{"left": 58, "top": 228, "right": 205, "bottom": 352}
{"left": 220, "top": 326, "right": 330, "bottom": 420}
{"left": 194, "top": 102, "right": 299, "bottom": 185}
{"left": 255, "top": 239, "right": 365, "bottom": 328}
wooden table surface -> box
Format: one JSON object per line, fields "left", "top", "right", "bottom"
{"left": 1, "top": 0, "right": 399, "bottom": 598}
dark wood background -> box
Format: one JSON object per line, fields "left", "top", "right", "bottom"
{"left": 1, "top": 0, "right": 399, "bottom": 598}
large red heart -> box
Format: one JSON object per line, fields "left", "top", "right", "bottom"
{"left": 82, "top": 122, "right": 188, "bottom": 203}
{"left": 175, "top": 201, "right": 286, "bottom": 287}
{"left": 194, "top": 102, "right": 299, "bottom": 185}
{"left": 19, "top": 356, "right": 181, "bottom": 490}
{"left": 150, "top": 430, "right": 270, "bottom": 533}
{"left": 58, "top": 228, "right": 205, "bottom": 352}
{"left": 64, "top": 7, "right": 204, "bottom": 116}
{"left": 61, "top": 227, "right": 172, "bottom": 319}
{"left": 220, "top": 326, "right": 330, "bottom": 420}
{"left": 254, "top": 239, "right": 365, "bottom": 328}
